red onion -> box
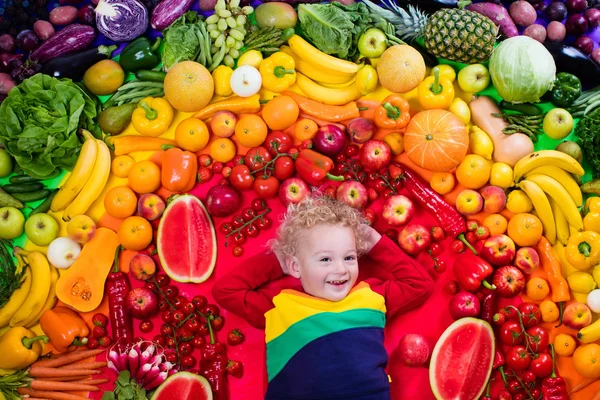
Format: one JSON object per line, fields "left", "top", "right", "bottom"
{"left": 0, "top": 34, "right": 15, "bottom": 53}
{"left": 545, "top": 1, "right": 568, "bottom": 21}
{"left": 95, "top": 0, "right": 148, "bottom": 42}
{"left": 77, "top": 5, "right": 96, "bottom": 26}
{"left": 0, "top": 53, "right": 22, "bottom": 74}
{"left": 565, "top": 0, "right": 588, "bottom": 14}
{"left": 566, "top": 14, "right": 589, "bottom": 36}
{"left": 585, "top": 8, "right": 600, "bottom": 28}
{"left": 575, "top": 35, "right": 594, "bottom": 55}
{"left": 16, "top": 30, "right": 39, "bottom": 52}
{"left": 591, "top": 48, "right": 600, "bottom": 66}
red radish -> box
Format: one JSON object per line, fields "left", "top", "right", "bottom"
{"left": 546, "top": 21, "right": 567, "bottom": 41}
{"left": 523, "top": 24, "right": 547, "bottom": 42}
{"left": 575, "top": 35, "right": 594, "bottom": 55}
{"left": 585, "top": 8, "right": 600, "bottom": 29}
{"left": 0, "top": 73, "right": 16, "bottom": 95}
{"left": 509, "top": 1, "right": 537, "bottom": 27}
{"left": 466, "top": 2, "right": 518, "bottom": 37}
{"left": 566, "top": 14, "right": 589, "bottom": 36}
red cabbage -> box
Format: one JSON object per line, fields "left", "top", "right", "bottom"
{"left": 95, "top": 0, "right": 149, "bottom": 42}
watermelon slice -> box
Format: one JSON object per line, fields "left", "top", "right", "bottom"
{"left": 157, "top": 194, "right": 217, "bottom": 283}
{"left": 429, "top": 318, "right": 495, "bottom": 400}
{"left": 150, "top": 371, "right": 212, "bottom": 400}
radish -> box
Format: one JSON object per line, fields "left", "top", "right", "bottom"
{"left": 509, "top": 1, "right": 537, "bottom": 27}
{"left": 47, "top": 237, "right": 81, "bottom": 269}
{"left": 523, "top": 24, "right": 547, "bottom": 43}
{"left": 466, "top": 2, "right": 518, "bottom": 37}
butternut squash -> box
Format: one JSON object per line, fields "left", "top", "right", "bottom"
{"left": 56, "top": 228, "right": 120, "bottom": 312}
{"left": 469, "top": 95, "right": 534, "bottom": 167}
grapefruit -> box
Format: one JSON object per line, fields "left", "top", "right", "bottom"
{"left": 164, "top": 61, "right": 214, "bottom": 113}
{"left": 157, "top": 195, "right": 216, "bottom": 283}
{"left": 377, "top": 45, "right": 426, "bottom": 94}
{"left": 150, "top": 372, "right": 212, "bottom": 400}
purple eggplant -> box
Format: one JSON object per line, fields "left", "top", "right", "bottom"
{"left": 30, "top": 24, "right": 96, "bottom": 63}
{"left": 150, "top": 0, "right": 195, "bottom": 31}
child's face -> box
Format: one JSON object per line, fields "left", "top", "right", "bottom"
{"left": 288, "top": 224, "right": 359, "bottom": 302}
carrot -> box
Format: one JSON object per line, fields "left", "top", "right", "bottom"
{"left": 569, "top": 377, "right": 600, "bottom": 393}
{"left": 43, "top": 376, "right": 94, "bottom": 382}
{"left": 66, "top": 378, "right": 108, "bottom": 386}
{"left": 283, "top": 91, "right": 360, "bottom": 122}
{"left": 107, "top": 136, "right": 177, "bottom": 156}
{"left": 18, "top": 388, "right": 89, "bottom": 400}
{"left": 29, "top": 367, "right": 100, "bottom": 379}
{"left": 30, "top": 349, "right": 104, "bottom": 369}
{"left": 30, "top": 380, "right": 99, "bottom": 392}
{"left": 59, "top": 362, "right": 106, "bottom": 370}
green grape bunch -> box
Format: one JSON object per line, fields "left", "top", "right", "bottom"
{"left": 206, "top": 0, "right": 253, "bottom": 68}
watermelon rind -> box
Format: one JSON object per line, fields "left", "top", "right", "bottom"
{"left": 150, "top": 371, "right": 213, "bottom": 400}
{"left": 429, "top": 317, "right": 495, "bottom": 400}
{"left": 157, "top": 194, "right": 217, "bottom": 283}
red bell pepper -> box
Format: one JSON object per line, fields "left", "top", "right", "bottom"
{"left": 295, "top": 149, "right": 343, "bottom": 187}
{"left": 541, "top": 344, "right": 568, "bottom": 400}
{"left": 453, "top": 252, "right": 496, "bottom": 292}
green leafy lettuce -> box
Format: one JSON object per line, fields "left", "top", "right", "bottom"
{"left": 577, "top": 108, "right": 600, "bottom": 178}
{"left": 0, "top": 73, "right": 100, "bottom": 179}
{"left": 297, "top": 2, "right": 372, "bottom": 61}
{"left": 162, "top": 11, "right": 204, "bottom": 71}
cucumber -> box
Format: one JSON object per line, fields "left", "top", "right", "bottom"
{"left": 0, "top": 188, "right": 24, "bottom": 209}
{"left": 12, "top": 190, "right": 51, "bottom": 203}
{"left": 135, "top": 70, "right": 167, "bottom": 82}
{"left": 9, "top": 175, "right": 39, "bottom": 184}
{"left": 499, "top": 100, "right": 543, "bottom": 116}
{"left": 29, "top": 189, "right": 58, "bottom": 215}
{"left": 3, "top": 182, "right": 45, "bottom": 194}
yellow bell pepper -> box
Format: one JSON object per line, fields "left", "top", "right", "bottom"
{"left": 212, "top": 65, "right": 233, "bottom": 97}
{"left": 583, "top": 197, "right": 600, "bottom": 233}
{"left": 132, "top": 97, "right": 174, "bottom": 137}
{"left": 237, "top": 50, "right": 263, "bottom": 69}
{"left": 0, "top": 327, "right": 48, "bottom": 370}
{"left": 418, "top": 66, "right": 455, "bottom": 110}
{"left": 566, "top": 231, "right": 600, "bottom": 271}
{"left": 259, "top": 52, "right": 296, "bottom": 93}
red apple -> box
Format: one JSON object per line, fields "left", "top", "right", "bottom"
{"left": 480, "top": 234, "right": 516, "bottom": 266}
{"left": 279, "top": 178, "right": 310, "bottom": 206}
{"left": 514, "top": 247, "right": 540, "bottom": 274}
{"left": 382, "top": 195, "right": 415, "bottom": 227}
{"left": 359, "top": 140, "right": 392, "bottom": 171}
{"left": 129, "top": 253, "right": 156, "bottom": 281}
{"left": 205, "top": 184, "right": 242, "bottom": 217}
{"left": 313, "top": 124, "right": 346, "bottom": 157}
{"left": 336, "top": 180, "right": 368, "bottom": 209}
{"left": 398, "top": 224, "right": 431, "bottom": 255}
{"left": 397, "top": 334, "right": 430, "bottom": 367}
{"left": 347, "top": 118, "right": 375, "bottom": 144}
{"left": 125, "top": 287, "right": 158, "bottom": 319}
{"left": 449, "top": 292, "right": 481, "bottom": 320}
{"left": 492, "top": 266, "right": 525, "bottom": 298}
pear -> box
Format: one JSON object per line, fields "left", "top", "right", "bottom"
{"left": 97, "top": 103, "right": 138, "bottom": 136}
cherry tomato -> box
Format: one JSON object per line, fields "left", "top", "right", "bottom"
{"left": 373, "top": 179, "right": 387, "bottom": 193}
{"left": 173, "top": 296, "right": 186, "bottom": 309}
{"left": 450, "top": 239, "right": 465, "bottom": 253}
{"left": 444, "top": 280, "right": 459, "bottom": 295}
{"left": 212, "top": 161, "right": 224, "bottom": 174}
{"left": 177, "top": 327, "right": 194, "bottom": 342}
{"left": 230, "top": 164, "right": 254, "bottom": 191}
{"left": 231, "top": 232, "right": 246, "bottom": 246}
{"left": 429, "top": 243, "right": 442, "bottom": 257}
{"left": 434, "top": 259, "right": 447, "bottom": 273}
{"left": 496, "top": 390, "right": 512, "bottom": 400}
{"left": 245, "top": 146, "right": 272, "bottom": 171}
{"left": 493, "top": 313, "right": 506, "bottom": 326}
{"left": 335, "top": 153, "right": 347, "bottom": 164}
{"left": 383, "top": 189, "right": 395, "bottom": 198}
{"left": 191, "top": 336, "right": 205, "bottom": 349}
{"left": 513, "top": 394, "right": 525, "bottom": 400}
{"left": 184, "top": 318, "right": 200, "bottom": 333}
{"left": 345, "top": 145, "right": 359, "bottom": 157}
{"left": 253, "top": 175, "right": 280, "bottom": 199}
{"left": 526, "top": 326, "right": 550, "bottom": 353}
{"left": 165, "top": 351, "right": 177, "bottom": 364}
{"left": 243, "top": 223, "right": 259, "bottom": 238}
{"left": 156, "top": 274, "right": 170, "bottom": 287}
{"left": 251, "top": 198, "right": 267, "bottom": 211}
{"left": 530, "top": 388, "right": 541, "bottom": 399}
{"left": 256, "top": 216, "right": 272, "bottom": 230}
{"left": 165, "top": 336, "right": 176, "bottom": 348}
{"left": 202, "top": 304, "right": 220, "bottom": 318}
{"left": 242, "top": 207, "right": 256, "bottom": 222}
{"left": 181, "top": 355, "right": 196, "bottom": 369}
{"left": 153, "top": 335, "right": 166, "bottom": 347}
{"left": 158, "top": 299, "right": 170, "bottom": 312}
{"left": 198, "top": 323, "right": 210, "bottom": 336}
{"left": 521, "top": 371, "right": 536, "bottom": 384}
{"left": 507, "top": 380, "right": 522, "bottom": 394}
{"left": 465, "top": 231, "right": 477, "bottom": 244}
{"left": 144, "top": 281, "right": 158, "bottom": 293}
{"left": 332, "top": 164, "right": 345, "bottom": 176}
{"left": 182, "top": 302, "right": 196, "bottom": 315}
{"left": 518, "top": 302, "right": 542, "bottom": 328}
{"left": 161, "top": 311, "right": 173, "bottom": 324}
{"left": 212, "top": 315, "right": 225, "bottom": 331}
{"left": 163, "top": 285, "right": 179, "bottom": 299}
{"left": 274, "top": 156, "right": 295, "bottom": 181}
{"left": 392, "top": 178, "right": 403, "bottom": 190}
{"left": 172, "top": 310, "right": 185, "bottom": 323}
{"left": 499, "top": 321, "right": 524, "bottom": 346}
{"left": 192, "top": 295, "right": 207, "bottom": 310}
{"left": 501, "top": 306, "right": 518, "bottom": 321}
{"left": 529, "top": 352, "right": 553, "bottom": 378}
{"left": 139, "top": 320, "right": 153, "bottom": 333}
{"left": 231, "top": 215, "right": 245, "bottom": 229}
{"left": 232, "top": 245, "right": 244, "bottom": 257}
{"left": 219, "top": 223, "right": 233, "bottom": 235}
{"left": 179, "top": 342, "right": 193, "bottom": 356}
{"left": 506, "top": 346, "right": 531, "bottom": 371}
{"left": 265, "top": 131, "right": 293, "bottom": 155}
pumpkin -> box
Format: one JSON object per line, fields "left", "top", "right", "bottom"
{"left": 404, "top": 109, "right": 469, "bottom": 172}
{"left": 55, "top": 227, "right": 120, "bottom": 312}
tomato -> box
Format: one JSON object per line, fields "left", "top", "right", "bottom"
{"left": 184, "top": 318, "right": 200, "bottom": 333}
{"left": 253, "top": 175, "right": 280, "bottom": 199}
{"left": 256, "top": 216, "right": 272, "bottom": 230}
{"left": 212, "top": 315, "right": 225, "bottom": 331}
{"left": 156, "top": 274, "right": 170, "bottom": 287}
{"left": 496, "top": 390, "right": 512, "bottom": 400}
{"left": 231, "top": 232, "right": 246, "bottom": 246}
{"left": 192, "top": 295, "right": 207, "bottom": 310}
{"left": 429, "top": 243, "right": 442, "bottom": 257}
{"left": 192, "top": 336, "right": 205, "bottom": 349}
{"left": 521, "top": 371, "right": 536, "bottom": 384}
{"left": 526, "top": 326, "right": 550, "bottom": 353}
{"left": 182, "top": 302, "right": 196, "bottom": 315}
{"left": 506, "top": 346, "right": 531, "bottom": 370}
{"left": 163, "top": 286, "right": 178, "bottom": 299}
{"left": 243, "top": 223, "right": 259, "bottom": 238}
{"left": 493, "top": 313, "right": 506, "bottom": 326}
{"left": 202, "top": 304, "right": 220, "bottom": 317}
{"left": 181, "top": 355, "right": 196, "bottom": 369}
{"left": 198, "top": 323, "right": 210, "bottom": 336}
{"left": 219, "top": 222, "right": 233, "bottom": 235}
{"left": 265, "top": 131, "right": 293, "bottom": 155}
{"left": 244, "top": 146, "right": 272, "bottom": 171}
{"left": 507, "top": 380, "right": 522, "bottom": 394}
{"left": 251, "top": 198, "right": 267, "bottom": 211}
{"left": 518, "top": 302, "right": 542, "bottom": 328}
{"left": 230, "top": 164, "right": 254, "bottom": 191}
{"left": 500, "top": 306, "right": 518, "bottom": 321}
{"left": 179, "top": 342, "right": 193, "bottom": 356}
{"left": 513, "top": 394, "right": 525, "bottom": 400}
{"left": 242, "top": 207, "right": 256, "bottom": 221}
{"left": 529, "top": 352, "right": 552, "bottom": 377}
{"left": 345, "top": 145, "right": 359, "bottom": 157}
{"left": 232, "top": 245, "right": 244, "bottom": 257}
{"left": 450, "top": 239, "right": 465, "bottom": 253}
{"left": 323, "top": 186, "right": 337, "bottom": 199}
{"left": 231, "top": 215, "right": 245, "bottom": 228}
{"left": 499, "top": 321, "right": 524, "bottom": 346}
{"left": 274, "top": 156, "right": 295, "bottom": 181}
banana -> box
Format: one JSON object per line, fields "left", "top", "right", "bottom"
{"left": 549, "top": 198, "right": 570, "bottom": 246}
{"left": 577, "top": 318, "right": 600, "bottom": 343}
{"left": 62, "top": 138, "right": 111, "bottom": 222}
{"left": 26, "top": 266, "right": 58, "bottom": 328}
{"left": 320, "top": 77, "right": 357, "bottom": 89}
{"left": 569, "top": 224, "right": 580, "bottom": 237}
{"left": 51, "top": 130, "right": 99, "bottom": 212}
{"left": 279, "top": 46, "right": 356, "bottom": 84}
{"left": 0, "top": 266, "right": 32, "bottom": 328}
{"left": 513, "top": 150, "right": 585, "bottom": 181}
{"left": 519, "top": 179, "right": 556, "bottom": 244}
{"left": 295, "top": 73, "right": 363, "bottom": 106}
{"left": 525, "top": 165, "right": 583, "bottom": 207}
{"left": 10, "top": 251, "right": 51, "bottom": 327}
{"left": 288, "top": 35, "right": 361, "bottom": 75}
{"left": 525, "top": 174, "right": 583, "bottom": 231}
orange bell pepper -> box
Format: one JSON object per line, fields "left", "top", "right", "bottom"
{"left": 537, "top": 237, "right": 570, "bottom": 327}
{"left": 39, "top": 307, "right": 89, "bottom": 353}
{"left": 161, "top": 147, "right": 198, "bottom": 193}
{"left": 374, "top": 95, "right": 411, "bottom": 129}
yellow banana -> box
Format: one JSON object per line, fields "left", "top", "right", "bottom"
{"left": 26, "top": 266, "right": 58, "bottom": 328}
{"left": 513, "top": 150, "right": 585, "bottom": 181}
{"left": 63, "top": 139, "right": 111, "bottom": 222}
{"left": 569, "top": 224, "right": 580, "bottom": 237}
{"left": 525, "top": 174, "right": 583, "bottom": 230}
{"left": 320, "top": 77, "right": 357, "bottom": 89}
{"left": 288, "top": 35, "right": 361, "bottom": 75}
{"left": 519, "top": 179, "right": 556, "bottom": 244}
{"left": 355, "top": 65, "right": 378, "bottom": 96}
{"left": 10, "top": 250, "right": 51, "bottom": 327}
{"left": 295, "top": 73, "right": 362, "bottom": 106}
{"left": 549, "top": 198, "right": 570, "bottom": 246}
{"left": 577, "top": 318, "right": 600, "bottom": 343}
{"left": 51, "top": 130, "right": 98, "bottom": 212}
{"left": 279, "top": 46, "right": 356, "bottom": 84}
{"left": 525, "top": 165, "right": 583, "bottom": 207}
{"left": 0, "top": 266, "right": 32, "bottom": 328}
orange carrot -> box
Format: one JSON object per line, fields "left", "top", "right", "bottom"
{"left": 29, "top": 367, "right": 100, "bottom": 379}
{"left": 18, "top": 388, "right": 89, "bottom": 400}
{"left": 43, "top": 376, "right": 94, "bottom": 382}
{"left": 31, "top": 349, "right": 104, "bottom": 368}
{"left": 569, "top": 377, "right": 600, "bottom": 393}
{"left": 59, "top": 362, "right": 106, "bottom": 370}
{"left": 66, "top": 378, "right": 108, "bottom": 386}
{"left": 30, "top": 380, "right": 99, "bottom": 392}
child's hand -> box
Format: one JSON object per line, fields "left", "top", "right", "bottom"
{"left": 361, "top": 224, "right": 382, "bottom": 253}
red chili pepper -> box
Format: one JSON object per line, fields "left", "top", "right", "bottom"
{"left": 453, "top": 252, "right": 496, "bottom": 292}
{"left": 481, "top": 378, "right": 492, "bottom": 400}
{"left": 541, "top": 344, "right": 568, "bottom": 400}
{"left": 479, "top": 288, "right": 497, "bottom": 324}
{"left": 106, "top": 246, "right": 133, "bottom": 352}
{"left": 493, "top": 350, "right": 508, "bottom": 387}
{"left": 295, "top": 149, "right": 343, "bottom": 187}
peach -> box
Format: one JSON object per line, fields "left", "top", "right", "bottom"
{"left": 137, "top": 194, "right": 165, "bottom": 221}
{"left": 66, "top": 215, "right": 96, "bottom": 244}
{"left": 563, "top": 302, "right": 593, "bottom": 330}
{"left": 480, "top": 185, "right": 507, "bottom": 213}
{"left": 514, "top": 247, "right": 540, "bottom": 274}
{"left": 347, "top": 118, "right": 375, "bottom": 144}
{"left": 129, "top": 253, "right": 157, "bottom": 281}
{"left": 456, "top": 189, "right": 483, "bottom": 216}
{"left": 210, "top": 111, "right": 237, "bottom": 138}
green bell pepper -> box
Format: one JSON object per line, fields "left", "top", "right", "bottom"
{"left": 119, "top": 37, "right": 162, "bottom": 73}
{"left": 550, "top": 72, "right": 582, "bottom": 107}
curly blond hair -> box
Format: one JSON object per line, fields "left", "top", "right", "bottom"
{"left": 269, "top": 195, "right": 370, "bottom": 258}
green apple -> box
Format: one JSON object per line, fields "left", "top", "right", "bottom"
{"left": 0, "top": 207, "right": 24, "bottom": 239}
{"left": 357, "top": 28, "right": 388, "bottom": 59}
{"left": 0, "top": 150, "right": 13, "bottom": 178}
{"left": 25, "top": 213, "right": 59, "bottom": 246}
{"left": 457, "top": 64, "right": 490, "bottom": 93}
{"left": 543, "top": 108, "right": 574, "bottom": 140}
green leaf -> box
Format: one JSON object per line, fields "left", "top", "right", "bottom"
{"left": 117, "top": 371, "right": 131, "bottom": 386}
{"left": 102, "top": 392, "right": 116, "bottom": 400}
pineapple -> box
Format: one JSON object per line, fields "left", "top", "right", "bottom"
{"left": 363, "top": 0, "right": 498, "bottom": 64}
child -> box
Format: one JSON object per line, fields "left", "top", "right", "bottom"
{"left": 212, "top": 196, "right": 434, "bottom": 400}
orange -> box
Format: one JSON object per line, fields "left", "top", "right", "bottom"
{"left": 294, "top": 118, "right": 319, "bottom": 141}
{"left": 483, "top": 214, "right": 508, "bottom": 235}
{"left": 210, "top": 138, "right": 236, "bottom": 163}
{"left": 128, "top": 160, "right": 161, "bottom": 194}
{"left": 83, "top": 60, "right": 124, "bottom": 95}
{"left": 554, "top": 333, "right": 577, "bottom": 356}
{"left": 526, "top": 277, "right": 550, "bottom": 301}
{"left": 383, "top": 132, "right": 404, "bottom": 155}
{"left": 507, "top": 213, "right": 543, "bottom": 247}
{"left": 262, "top": 95, "right": 299, "bottom": 130}
{"left": 455, "top": 154, "right": 492, "bottom": 189}
{"left": 164, "top": 61, "right": 214, "bottom": 112}
{"left": 175, "top": 118, "right": 210, "bottom": 152}
{"left": 540, "top": 300, "right": 559, "bottom": 323}
{"left": 111, "top": 155, "right": 135, "bottom": 178}
{"left": 573, "top": 343, "right": 600, "bottom": 378}
{"left": 430, "top": 172, "right": 455, "bottom": 195}
{"left": 234, "top": 115, "right": 268, "bottom": 147}
{"left": 104, "top": 186, "right": 137, "bottom": 219}
{"left": 377, "top": 45, "right": 426, "bottom": 93}
{"left": 117, "top": 216, "right": 153, "bottom": 251}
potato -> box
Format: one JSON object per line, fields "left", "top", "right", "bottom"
{"left": 523, "top": 24, "right": 547, "bottom": 43}
{"left": 509, "top": 1, "right": 537, "bottom": 27}
{"left": 49, "top": 6, "right": 77, "bottom": 26}
{"left": 547, "top": 21, "right": 567, "bottom": 42}
{"left": 33, "top": 20, "right": 55, "bottom": 41}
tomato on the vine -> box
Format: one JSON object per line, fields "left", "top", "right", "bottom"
{"left": 185, "top": 318, "right": 200, "bottom": 333}
{"left": 198, "top": 323, "right": 210, "bottom": 336}
{"left": 256, "top": 217, "right": 272, "bottom": 230}
{"left": 251, "top": 198, "right": 267, "bottom": 211}
{"left": 521, "top": 371, "right": 536, "bottom": 384}
{"left": 156, "top": 274, "right": 170, "bottom": 287}
{"left": 499, "top": 320, "right": 524, "bottom": 346}
{"left": 231, "top": 215, "right": 245, "bottom": 229}
{"left": 242, "top": 207, "right": 256, "bottom": 222}
{"left": 243, "top": 223, "right": 259, "bottom": 238}
{"left": 202, "top": 304, "right": 220, "bottom": 318}
{"left": 274, "top": 156, "right": 295, "bottom": 181}
{"left": 191, "top": 336, "right": 205, "bottom": 348}
{"left": 429, "top": 243, "right": 442, "bottom": 257}
{"left": 245, "top": 146, "right": 272, "bottom": 171}
{"left": 231, "top": 232, "right": 246, "bottom": 246}
{"left": 518, "top": 302, "right": 542, "bottom": 328}
{"left": 265, "top": 131, "right": 293, "bottom": 155}
{"left": 507, "top": 380, "right": 522, "bottom": 394}
{"left": 253, "top": 175, "right": 279, "bottom": 199}
{"left": 229, "top": 164, "right": 254, "bottom": 191}
{"left": 192, "top": 295, "right": 207, "bottom": 310}
{"left": 179, "top": 342, "right": 193, "bottom": 356}
{"left": 181, "top": 355, "right": 196, "bottom": 369}
{"left": 526, "top": 326, "right": 550, "bottom": 353}
{"left": 529, "top": 352, "right": 553, "bottom": 378}
{"left": 212, "top": 315, "right": 225, "bottom": 331}
{"left": 139, "top": 320, "right": 153, "bottom": 333}
{"left": 345, "top": 145, "right": 359, "bottom": 157}
{"left": 219, "top": 222, "right": 233, "bottom": 235}
{"left": 182, "top": 302, "right": 196, "bottom": 315}
{"left": 506, "top": 346, "right": 531, "bottom": 370}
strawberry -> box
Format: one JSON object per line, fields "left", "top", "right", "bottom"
{"left": 92, "top": 326, "right": 107, "bottom": 338}
{"left": 388, "top": 164, "right": 404, "bottom": 180}
{"left": 98, "top": 336, "right": 112, "bottom": 348}
{"left": 475, "top": 225, "right": 490, "bottom": 241}
{"left": 198, "top": 154, "right": 212, "bottom": 167}
{"left": 367, "top": 188, "right": 378, "bottom": 202}
{"left": 227, "top": 329, "right": 245, "bottom": 346}
{"left": 197, "top": 167, "right": 214, "bottom": 183}
{"left": 86, "top": 337, "right": 100, "bottom": 349}
{"left": 146, "top": 243, "right": 157, "bottom": 256}
{"left": 226, "top": 360, "right": 244, "bottom": 378}
{"left": 467, "top": 220, "right": 479, "bottom": 232}
{"left": 431, "top": 226, "right": 445, "bottom": 242}
{"left": 92, "top": 313, "right": 108, "bottom": 327}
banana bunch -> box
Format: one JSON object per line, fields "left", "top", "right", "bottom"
{"left": 0, "top": 250, "right": 58, "bottom": 329}
{"left": 515, "top": 150, "right": 585, "bottom": 246}
{"left": 281, "top": 35, "right": 378, "bottom": 105}
{"left": 51, "top": 130, "right": 111, "bottom": 221}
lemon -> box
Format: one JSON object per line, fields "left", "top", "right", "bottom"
{"left": 383, "top": 132, "right": 404, "bottom": 155}
{"left": 593, "top": 265, "right": 600, "bottom": 288}
{"left": 568, "top": 271, "right": 598, "bottom": 294}
{"left": 468, "top": 126, "right": 493, "bottom": 161}
{"left": 211, "top": 65, "right": 233, "bottom": 97}
{"left": 432, "top": 64, "right": 457, "bottom": 82}
{"left": 356, "top": 65, "right": 378, "bottom": 96}
{"left": 449, "top": 97, "right": 471, "bottom": 124}
{"left": 506, "top": 190, "right": 533, "bottom": 213}
{"left": 237, "top": 50, "right": 263, "bottom": 69}
{"left": 489, "top": 162, "right": 514, "bottom": 189}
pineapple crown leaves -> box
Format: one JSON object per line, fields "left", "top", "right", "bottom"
{"left": 361, "top": 0, "right": 427, "bottom": 41}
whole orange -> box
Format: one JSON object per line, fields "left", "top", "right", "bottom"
{"left": 262, "top": 95, "right": 299, "bottom": 130}
{"left": 117, "top": 216, "right": 153, "bottom": 251}
{"left": 128, "top": 160, "right": 161, "bottom": 194}
{"left": 507, "top": 213, "right": 543, "bottom": 247}
{"left": 164, "top": 61, "right": 214, "bottom": 112}
{"left": 234, "top": 115, "right": 268, "bottom": 148}
{"left": 554, "top": 333, "right": 577, "bottom": 356}
{"left": 483, "top": 214, "right": 508, "bottom": 235}
{"left": 430, "top": 172, "right": 455, "bottom": 195}
{"left": 104, "top": 186, "right": 137, "bottom": 219}
{"left": 111, "top": 155, "right": 135, "bottom": 178}
{"left": 294, "top": 118, "right": 318, "bottom": 141}
{"left": 175, "top": 118, "right": 210, "bottom": 152}
{"left": 455, "top": 154, "right": 492, "bottom": 189}
{"left": 210, "top": 138, "right": 236, "bottom": 163}
{"left": 573, "top": 343, "right": 600, "bottom": 378}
